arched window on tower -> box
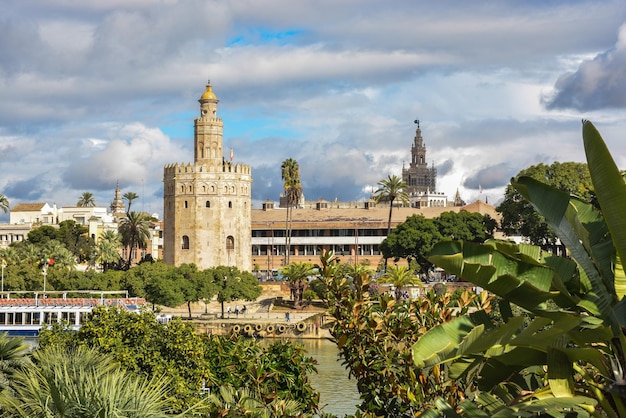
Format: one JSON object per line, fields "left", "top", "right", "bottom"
{"left": 226, "top": 236, "right": 235, "bottom": 251}
{"left": 182, "top": 235, "right": 190, "bottom": 250}
{"left": 228, "top": 201, "right": 232, "bottom": 208}
{"left": 206, "top": 200, "right": 210, "bottom": 208}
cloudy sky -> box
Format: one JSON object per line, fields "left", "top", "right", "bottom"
{"left": 2, "top": 0, "right": 626, "bottom": 222}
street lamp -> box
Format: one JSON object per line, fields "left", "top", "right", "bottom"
{"left": 1, "top": 258, "right": 5, "bottom": 297}
{"left": 43, "top": 264, "right": 47, "bottom": 296}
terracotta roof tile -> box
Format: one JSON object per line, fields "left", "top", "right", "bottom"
{"left": 10, "top": 202, "right": 47, "bottom": 212}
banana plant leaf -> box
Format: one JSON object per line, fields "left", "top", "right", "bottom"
{"left": 429, "top": 240, "right": 578, "bottom": 315}
{"left": 513, "top": 177, "right": 616, "bottom": 320}
{"left": 583, "top": 120, "right": 626, "bottom": 302}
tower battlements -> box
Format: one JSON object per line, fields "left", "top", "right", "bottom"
{"left": 163, "top": 162, "right": 252, "bottom": 176}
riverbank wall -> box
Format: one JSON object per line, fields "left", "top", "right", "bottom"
{"left": 190, "top": 312, "right": 332, "bottom": 339}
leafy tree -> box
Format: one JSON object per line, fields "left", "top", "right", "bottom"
{"left": 39, "top": 307, "right": 323, "bottom": 415}
{"left": 213, "top": 266, "right": 262, "bottom": 319}
{"left": 118, "top": 211, "right": 151, "bottom": 269}
{"left": 123, "top": 191, "right": 139, "bottom": 213}
{"left": 320, "top": 249, "right": 492, "bottom": 415}
{"left": 497, "top": 161, "right": 593, "bottom": 248}
{"left": 433, "top": 210, "right": 496, "bottom": 242}
{"left": 379, "top": 214, "right": 443, "bottom": 273}
{"left": 206, "top": 384, "right": 304, "bottom": 418}
{"left": 0, "top": 194, "right": 9, "bottom": 213}
{"left": 174, "top": 264, "right": 217, "bottom": 319}
{"left": 76, "top": 191, "right": 96, "bottom": 207}
{"left": 56, "top": 220, "right": 94, "bottom": 263}
{"left": 281, "top": 158, "right": 302, "bottom": 265}
{"left": 204, "top": 337, "right": 321, "bottom": 416}
{"left": 280, "top": 262, "right": 317, "bottom": 309}
{"left": 415, "top": 121, "right": 626, "bottom": 417}
{"left": 39, "top": 307, "right": 210, "bottom": 413}
{"left": 380, "top": 264, "right": 420, "bottom": 302}
{"left": 2, "top": 345, "right": 173, "bottom": 417}
{"left": 373, "top": 174, "right": 410, "bottom": 271}
{"left": 26, "top": 225, "right": 57, "bottom": 245}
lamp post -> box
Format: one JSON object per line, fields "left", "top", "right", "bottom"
{"left": 1, "top": 258, "right": 5, "bottom": 297}
{"left": 43, "top": 264, "right": 47, "bottom": 297}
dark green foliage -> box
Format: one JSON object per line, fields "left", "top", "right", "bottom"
{"left": 204, "top": 335, "right": 321, "bottom": 415}
{"left": 39, "top": 307, "right": 322, "bottom": 415}
{"left": 380, "top": 211, "right": 496, "bottom": 274}
{"left": 213, "top": 265, "right": 262, "bottom": 318}
{"left": 57, "top": 220, "right": 95, "bottom": 263}
{"left": 379, "top": 214, "right": 443, "bottom": 273}
{"left": 497, "top": 161, "right": 593, "bottom": 248}
{"left": 433, "top": 210, "right": 496, "bottom": 242}
{"left": 26, "top": 225, "right": 58, "bottom": 244}
{"left": 39, "top": 306, "right": 210, "bottom": 413}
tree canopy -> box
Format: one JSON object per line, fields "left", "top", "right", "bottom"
{"left": 379, "top": 214, "right": 443, "bottom": 273}
{"left": 497, "top": 161, "right": 593, "bottom": 247}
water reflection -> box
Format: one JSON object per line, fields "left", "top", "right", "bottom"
{"left": 298, "top": 338, "right": 361, "bottom": 417}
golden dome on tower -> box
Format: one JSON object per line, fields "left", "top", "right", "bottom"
{"left": 200, "top": 81, "right": 218, "bottom": 100}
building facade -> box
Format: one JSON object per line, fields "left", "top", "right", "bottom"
{"left": 402, "top": 120, "right": 437, "bottom": 202}
{"left": 163, "top": 82, "right": 252, "bottom": 270}
{"left": 250, "top": 199, "right": 500, "bottom": 279}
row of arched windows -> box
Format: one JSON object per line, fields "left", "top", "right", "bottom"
{"left": 181, "top": 200, "right": 245, "bottom": 209}
{"left": 181, "top": 235, "right": 235, "bottom": 250}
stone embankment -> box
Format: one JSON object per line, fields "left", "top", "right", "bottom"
{"left": 158, "top": 283, "right": 332, "bottom": 339}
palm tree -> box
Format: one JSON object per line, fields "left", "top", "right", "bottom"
{"left": 97, "top": 230, "right": 122, "bottom": 272}
{"left": 373, "top": 174, "right": 409, "bottom": 271}
{"left": 0, "top": 333, "right": 31, "bottom": 396}
{"left": 280, "top": 262, "right": 317, "bottom": 309}
{"left": 0, "top": 194, "right": 9, "bottom": 213}
{"left": 118, "top": 211, "right": 151, "bottom": 269}
{"left": 381, "top": 264, "right": 421, "bottom": 302}
{"left": 41, "top": 240, "right": 76, "bottom": 271}
{"left": 346, "top": 263, "right": 373, "bottom": 301}
{"left": 281, "top": 158, "right": 302, "bottom": 266}
{"left": 2, "top": 345, "right": 172, "bottom": 417}
{"left": 76, "top": 191, "right": 96, "bottom": 207}
{"left": 123, "top": 191, "right": 139, "bottom": 213}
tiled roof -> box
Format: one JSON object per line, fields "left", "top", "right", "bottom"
{"left": 252, "top": 200, "right": 500, "bottom": 226}
{"left": 10, "top": 202, "right": 46, "bottom": 212}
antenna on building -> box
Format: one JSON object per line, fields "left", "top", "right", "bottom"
{"left": 414, "top": 119, "right": 420, "bottom": 129}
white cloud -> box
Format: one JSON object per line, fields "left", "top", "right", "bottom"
{"left": 0, "top": 0, "right": 625, "bottom": 222}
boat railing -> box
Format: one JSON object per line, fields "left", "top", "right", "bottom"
{"left": 0, "top": 296, "right": 146, "bottom": 309}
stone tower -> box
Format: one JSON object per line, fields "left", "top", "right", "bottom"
{"left": 163, "top": 82, "right": 252, "bottom": 271}
{"left": 402, "top": 120, "right": 437, "bottom": 196}
{"left": 110, "top": 181, "right": 126, "bottom": 218}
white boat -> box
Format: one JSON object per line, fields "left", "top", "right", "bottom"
{"left": 0, "top": 291, "right": 146, "bottom": 337}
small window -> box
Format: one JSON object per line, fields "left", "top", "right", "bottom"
{"left": 206, "top": 201, "right": 210, "bottom": 208}
{"left": 228, "top": 201, "right": 232, "bottom": 208}
{"left": 184, "top": 201, "right": 188, "bottom": 208}
{"left": 182, "top": 235, "right": 190, "bottom": 250}
{"left": 226, "top": 236, "right": 235, "bottom": 250}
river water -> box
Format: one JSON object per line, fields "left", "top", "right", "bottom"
{"left": 298, "top": 338, "right": 361, "bottom": 417}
